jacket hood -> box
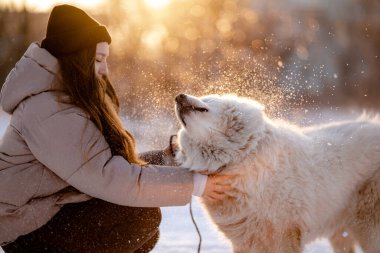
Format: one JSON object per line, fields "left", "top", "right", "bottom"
{"left": 0, "top": 42, "right": 60, "bottom": 114}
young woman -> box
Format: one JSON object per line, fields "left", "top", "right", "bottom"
{"left": 0, "top": 5, "right": 233, "bottom": 253}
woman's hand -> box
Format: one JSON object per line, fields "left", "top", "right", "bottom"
{"left": 202, "top": 174, "right": 236, "bottom": 201}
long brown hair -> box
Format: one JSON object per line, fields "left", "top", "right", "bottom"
{"left": 57, "top": 45, "right": 145, "bottom": 165}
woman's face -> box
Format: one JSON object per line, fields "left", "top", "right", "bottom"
{"left": 95, "top": 42, "right": 109, "bottom": 78}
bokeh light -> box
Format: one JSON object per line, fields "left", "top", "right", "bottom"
{"left": 143, "top": 0, "right": 171, "bottom": 9}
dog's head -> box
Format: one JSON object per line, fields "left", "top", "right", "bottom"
{"left": 175, "top": 93, "right": 266, "bottom": 173}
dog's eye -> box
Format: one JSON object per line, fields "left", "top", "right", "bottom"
{"left": 194, "top": 107, "right": 208, "bottom": 113}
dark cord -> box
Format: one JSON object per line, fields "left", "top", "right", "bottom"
{"left": 190, "top": 198, "right": 202, "bottom": 253}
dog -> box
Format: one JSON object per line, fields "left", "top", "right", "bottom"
{"left": 174, "top": 93, "right": 380, "bottom": 253}
{"left": 139, "top": 135, "right": 178, "bottom": 166}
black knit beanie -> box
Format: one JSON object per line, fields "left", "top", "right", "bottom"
{"left": 41, "top": 4, "right": 111, "bottom": 57}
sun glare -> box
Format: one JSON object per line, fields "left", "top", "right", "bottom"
{"left": 143, "top": 0, "right": 171, "bottom": 9}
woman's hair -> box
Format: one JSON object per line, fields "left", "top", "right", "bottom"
{"left": 57, "top": 45, "right": 145, "bottom": 165}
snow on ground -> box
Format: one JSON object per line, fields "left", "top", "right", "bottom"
{"left": 0, "top": 109, "right": 367, "bottom": 253}
{"left": 152, "top": 198, "right": 345, "bottom": 253}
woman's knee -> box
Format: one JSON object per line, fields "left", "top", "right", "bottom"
{"left": 113, "top": 206, "right": 162, "bottom": 233}
{"left": 143, "top": 207, "right": 162, "bottom": 229}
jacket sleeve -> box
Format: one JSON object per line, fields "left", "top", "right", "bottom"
{"left": 21, "top": 106, "right": 194, "bottom": 207}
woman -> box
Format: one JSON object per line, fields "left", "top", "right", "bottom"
{"left": 0, "top": 5, "right": 233, "bottom": 253}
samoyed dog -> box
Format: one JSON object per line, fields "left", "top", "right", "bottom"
{"left": 174, "top": 93, "right": 380, "bottom": 253}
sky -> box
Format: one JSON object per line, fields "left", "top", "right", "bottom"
{"left": 0, "top": 0, "right": 172, "bottom": 12}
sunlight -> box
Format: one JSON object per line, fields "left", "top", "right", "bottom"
{"left": 143, "top": 0, "right": 171, "bottom": 9}
{"left": 1, "top": 0, "right": 104, "bottom": 12}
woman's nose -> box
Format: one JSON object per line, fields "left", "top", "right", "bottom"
{"left": 98, "top": 63, "right": 109, "bottom": 76}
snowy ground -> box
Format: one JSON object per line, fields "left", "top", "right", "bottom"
{"left": 152, "top": 198, "right": 351, "bottom": 253}
{"left": 0, "top": 108, "right": 366, "bottom": 253}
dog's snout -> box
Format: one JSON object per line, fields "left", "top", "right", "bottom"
{"left": 175, "top": 94, "right": 187, "bottom": 102}
{"left": 175, "top": 94, "right": 189, "bottom": 106}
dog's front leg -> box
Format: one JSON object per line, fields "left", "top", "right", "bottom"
{"left": 279, "top": 226, "right": 302, "bottom": 253}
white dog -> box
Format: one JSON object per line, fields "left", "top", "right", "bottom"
{"left": 174, "top": 93, "right": 380, "bottom": 253}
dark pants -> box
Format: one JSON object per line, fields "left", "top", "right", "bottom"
{"left": 3, "top": 198, "right": 161, "bottom": 253}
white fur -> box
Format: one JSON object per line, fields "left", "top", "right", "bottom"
{"left": 175, "top": 94, "right": 380, "bottom": 253}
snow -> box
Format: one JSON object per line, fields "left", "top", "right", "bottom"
{"left": 0, "top": 111, "right": 364, "bottom": 253}
{"left": 153, "top": 198, "right": 342, "bottom": 253}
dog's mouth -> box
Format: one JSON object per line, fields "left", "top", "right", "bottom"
{"left": 175, "top": 94, "right": 208, "bottom": 126}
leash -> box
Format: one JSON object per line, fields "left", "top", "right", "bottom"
{"left": 190, "top": 198, "right": 202, "bottom": 253}
{"left": 168, "top": 135, "right": 202, "bottom": 252}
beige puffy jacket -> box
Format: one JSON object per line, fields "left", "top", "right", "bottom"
{"left": 0, "top": 43, "right": 194, "bottom": 245}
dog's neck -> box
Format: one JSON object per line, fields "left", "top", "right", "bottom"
{"left": 215, "top": 127, "right": 273, "bottom": 174}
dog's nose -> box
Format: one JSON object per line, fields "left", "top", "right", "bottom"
{"left": 175, "top": 94, "right": 187, "bottom": 104}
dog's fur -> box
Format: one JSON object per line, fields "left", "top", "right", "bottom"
{"left": 174, "top": 94, "right": 380, "bottom": 253}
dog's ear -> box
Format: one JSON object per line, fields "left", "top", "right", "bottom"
{"left": 164, "top": 134, "right": 179, "bottom": 157}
